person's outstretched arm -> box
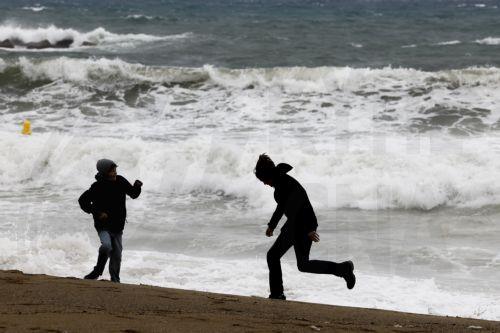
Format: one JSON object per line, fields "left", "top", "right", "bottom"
{"left": 119, "top": 176, "right": 142, "bottom": 199}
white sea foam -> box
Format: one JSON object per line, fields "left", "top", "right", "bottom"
{"left": 125, "top": 14, "right": 161, "bottom": 21}
{"left": 1, "top": 132, "right": 500, "bottom": 211}
{"left": 0, "top": 24, "right": 191, "bottom": 49}
{"left": 14, "top": 56, "right": 205, "bottom": 84}
{"left": 4, "top": 56, "right": 500, "bottom": 92}
{"left": 0, "top": 233, "right": 498, "bottom": 321}
{"left": 22, "top": 6, "right": 46, "bottom": 12}
{"left": 475, "top": 37, "right": 500, "bottom": 45}
{"left": 435, "top": 40, "right": 461, "bottom": 46}
{"left": 350, "top": 42, "right": 363, "bottom": 48}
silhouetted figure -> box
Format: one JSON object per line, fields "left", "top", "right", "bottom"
{"left": 254, "top": 154, "right": 355, "bottom": 300}
{"left": 79, "top": 159, "right": 142, "bottom": 282}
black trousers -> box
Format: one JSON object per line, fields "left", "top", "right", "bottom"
{"left": 267, "top": 231, "right": 346, "bottom": 296}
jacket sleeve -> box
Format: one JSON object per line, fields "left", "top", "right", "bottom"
{"left": 268, "top": 187, "right": 308, "bottom": 230}
{"left": 120, "top": 176, "right": 141, "bottom": 199}
{"left": 268, "top": 203, "right": 285, "bottom": 230}
{"left": 78, "top": 185, "right": 95, "bottom": 214}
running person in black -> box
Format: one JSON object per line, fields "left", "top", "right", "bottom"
{"left": 254, "top": 154, "right": 355, "bottom": 300}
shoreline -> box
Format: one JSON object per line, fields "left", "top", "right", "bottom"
{"left": 0, "top": 270, "right": 498, "bottom": 332}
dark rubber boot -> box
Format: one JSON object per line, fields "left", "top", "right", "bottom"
{"left": 84, "top": 270, "right": 100, "bottom": 280}
{"left": 268, "top": 293, "right": 286, "bottom": 300}
{"left": 343, "top": 261, "right": 356, "bottom": 290}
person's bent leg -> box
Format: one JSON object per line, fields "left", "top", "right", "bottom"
{"left": 85, "top": 230, "right": 112, "bottom": 279}
{"left": 267, "top": 232, "right": 293, "bottom": 297}
{"left": 109, "top": 232, "right": 123, "bottom": 283}
{"left": 294, "top": 235, "right": 347, "bottom": 277}
{"left": 95, "top": 230, "right": 113, "bottom": 274}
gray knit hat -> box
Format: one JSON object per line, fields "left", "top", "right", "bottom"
{"left": 96, "top": 159, "right": 117, "bottom": 176}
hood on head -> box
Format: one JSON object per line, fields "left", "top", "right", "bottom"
{"left": 276, "top": 163, "right": 293, "bottom": 174}
{"left": 95, "top": 159, "right": 117, "bottom": 180}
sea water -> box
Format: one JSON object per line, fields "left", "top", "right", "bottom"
{"left": 1, "top": 0, "right": 500, "bottom": 320}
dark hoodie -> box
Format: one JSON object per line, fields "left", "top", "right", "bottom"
{"left": 268, "top": 163, "right": 318, "bottom": 237}
{"left": 78, "top": 174, "right": 141, "bottom": 232}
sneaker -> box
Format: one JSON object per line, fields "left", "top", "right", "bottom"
{"left": 343, "top": 261, "right": 356, "bottom": 290}
{"left": 84, "top": 270, "right": 100, "bottom": 280}
{"left": 268, "top": 293, "right": 286, "bottom": 300}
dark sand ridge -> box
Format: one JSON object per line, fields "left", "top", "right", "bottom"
{"left": 0, "top": 270, "right": 498, "bottom": 332}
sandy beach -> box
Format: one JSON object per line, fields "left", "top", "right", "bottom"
{"left": 0, "top": 270, "right": 497, "bottom": 332}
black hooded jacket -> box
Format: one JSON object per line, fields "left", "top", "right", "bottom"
{"left": 268, "top": 163, "right": 318, "bottom": 237}
{"left": 78, "top": 175, "right": 141, "bottom": 232}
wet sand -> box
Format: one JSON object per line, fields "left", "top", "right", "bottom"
{"left": 0, "top": 270, "right": 498, "bottom": 332}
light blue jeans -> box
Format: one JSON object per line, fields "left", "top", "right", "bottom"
{"left": 93, "top": 230, "right": 123, "bottom": 282}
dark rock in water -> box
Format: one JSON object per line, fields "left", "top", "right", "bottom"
{"left": 0, "top": 39, "right": 14, "bottom": 48}
{"left": 10, "top": 38, "right": 23, "bottom": 45}
{"left": 26, "top": 39, "right": 52, "bottom": 49}
{"left": 54, "top": 38, "right": 73, "bottom": 48}
{"left": 0, "top": 37, "right": 83, "bottom": 49}
{"left": 82, "top": 41, "right": 97, "bottom": 47}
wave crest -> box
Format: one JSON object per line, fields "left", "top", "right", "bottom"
{"left": 2, "top": 57, "right": 500, "bottom": 91}
{"left": 0, "top": 24, "right": 191, "bottom": 49}
{"left": 1, "top": 132, "right": 500, "bottom": 211}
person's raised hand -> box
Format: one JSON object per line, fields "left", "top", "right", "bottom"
{"left": 308, "top": 231, "right": 320, "bottom": 242}
{"left": 134, "top": 180, "right": 143, "bottom": 187}
{"left": 266, "top": 227, "right": 274, "bottom": 237}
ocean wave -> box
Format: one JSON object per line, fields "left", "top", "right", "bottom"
{"left": 2, "top": 56, "right": 208, "bottom": 86}
{"left": 2, "top": 56, "right": 500, "bottom": 91}
{"left": 22, "top": 6, "right": 46, "bottom": 12}
{"left": 1, "top": 132, "right": 500, "bottom": 211}
{"left": 0, "top": 24, "right": 191, "bottom": 49}
{"left": 475, "top": 37, "right": 500, "bottom": 45}
{"left": 349, "top": 42, "right": 363, "bottom": 48}
{"left": 125, "top": 14, "right": 163, "bottom": 21}
{"left": 435, "top": 40, "right": 461, "bottom": 46}
{"left": 1, "top": 57, "right": 500, "bottom": 139}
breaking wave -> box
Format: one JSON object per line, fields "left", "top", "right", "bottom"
{"left": 0, "top": 24, "right": 191, "bottom": 49}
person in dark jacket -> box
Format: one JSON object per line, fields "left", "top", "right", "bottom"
{"left": 254, "top": 154, "right": 355, "bottom": 300}
{"left": 78, "top": 159, "right": 142, "bottom": 282}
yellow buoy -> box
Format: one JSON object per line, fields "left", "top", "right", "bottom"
{"left": 22, "top": 120, "right": 32, "bottom": 135}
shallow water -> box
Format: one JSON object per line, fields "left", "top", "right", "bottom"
{"left": 1, "top": 0, "right": 500, "bottom": 321}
